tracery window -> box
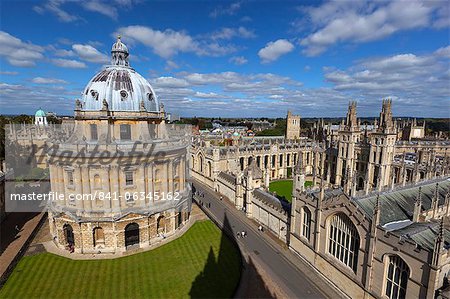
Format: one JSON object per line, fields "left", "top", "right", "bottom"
{"left": 327, "top": 213, "right": 359, "bottom": 272}
{"left": 385, "top": 255, "right": 409, "bottom": 299}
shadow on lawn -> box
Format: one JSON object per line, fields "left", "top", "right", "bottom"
{"left": 189, "top": 213, "right": 274, "bottom": 299}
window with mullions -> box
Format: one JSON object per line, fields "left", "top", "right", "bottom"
{"left": 120, "top": 124, "right": 131, "bottom": 140}
{"left": 301, "top": 207, "right": 311, "bottom": 241}
{"left": 385, "top": 255, "right": 409, "bottom": 299}
{"left": 125, "top": 171, "right": 134, "bottom": 186}
{"left": 327, "top": 213, "right": 360, "bottom": 272}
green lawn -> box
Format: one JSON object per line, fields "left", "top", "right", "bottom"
{"left": 269, "top": 180, "right": 313, "bottom": 203}
{"left": 0, "top": 220, "right": 241, "bottom": 299}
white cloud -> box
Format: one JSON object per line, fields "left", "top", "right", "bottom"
{"left": 152, "top": 77, "right": 190, "bottom": 88}
{"left": 229, "top": 56, "right": 248, "bottom": 65}
{"left": 51, "top": 58, "right": 87, "bottom": 68}
{"left": 34, "top": 0, "right": 79, "bottom": 23}
{"left": 72, "top": 44, "right": 109, "bottom": 63}
{"left": 54, "top": 49, "right": 75, "bottom": 57}
{"left": 210, "top": 2, "right": 241, "bottom": 18}
{"left": 165, "top": 60, "right": 179, "bottom": 71}
{"left": 81, "top": 1, "right": 118, "bottom": 20}
{"left": 148, "top": 45, "right": 449, "bottom": 117}
{"left": 116, "top": 26, "right": 196, "bottom": 58}
{"left": 258, "top": 39, "right": 294, "bottom": 63}
{"left": 0, "top": 82, "right": 76, "bottom": 114}
{"left": 115, "top": 25, "right": 238, "bottom": 58}
{"left": 32, "top": 77, "right": 68, "bottom": 84}
{"left": 0, "top": 31, "right": 44, "bottom": 67}
{"left": 433, "top": 3, "right": 450, "bottom": 28}
{"left": 34, "top": 0, "right": 139, "bottom": 22}
{"left": 299, "top": 1, "right": 447, "bottom": 56}
{"left": 0, "top": 71, "right": 18, "bottom": 75}
{"left": 323, "top": 47, "right": 449, "bottom": 115}
{"left": 210, "top": 27, "right": 256, "bottom": 40}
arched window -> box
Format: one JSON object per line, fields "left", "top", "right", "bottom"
{"left": 208, "top": 161, "right": 212, "bottom": 177}
{"left": 199, "top": 155, "right": 203, "bottom": 173}
{"left": 93, "top": 227, "right": 105, "bottom": 247}
{"left": 63, "top": 224, "right": 74, "bottom": 246}
{"left": 93, "top": 174, "right": 101, "bottom": 189}
{"left": 327, "top": 213, "right": 360, "bottom": 272}
{"left": 157, "top": 215, "right": 166, "bottom": 234}
{"left": 301, "top": 207, "right": 311, "bottom": 241}
{"left": 385, "top": 255, "right": 409, "bottom": 299}
{"left": 124, "top": 223, "right": 139, "bottom": 247}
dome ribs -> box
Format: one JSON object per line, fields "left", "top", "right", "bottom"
{"left": 113, "top": 70, "right": 134, "bottom": 93}
{"left": 92, "top": 69, "right": 112, "bottom": 83}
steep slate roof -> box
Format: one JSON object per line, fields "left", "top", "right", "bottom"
{"left": 388, "top": 221, "right": 450, "bottom": 251}
{"left": 308, "top": 188, "right": 345, "bottom": 201}
{"left": 354, "top": 178, "right": 450, "bottom": 226}
{"left": 253, "top": 188, "right": 291, "bottom": 214}
{"left": 218, "top": 171, "right": 236, "bottom": 185}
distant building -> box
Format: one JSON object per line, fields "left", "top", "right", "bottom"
{"left": 286, "top": 110, "right": 301, "bottom": 140}
{"left": 34, "top": 108, "right": 47, "bottom": 126}
{"left": 251, "top": 120, "right": 273, "bottom": 132}
{"left": 401, "top": 118, "right": 426, "bottom": 141}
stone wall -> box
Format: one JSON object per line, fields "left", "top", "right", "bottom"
{"left": 50, "top": 209, "right": 190, "bottom": 254}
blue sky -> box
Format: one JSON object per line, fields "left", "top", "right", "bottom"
{"left": 0, "top": 0, "right": 449, "bottom": 117}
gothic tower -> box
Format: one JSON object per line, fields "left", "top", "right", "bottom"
{"left": 365, "top": 99, "right": 397, "bottom": 194}
{"left": 335, "top": 101, "right": 360, "bottom": 195}
{"left": 285, "top": 110, "right": 301, "bottom": 140}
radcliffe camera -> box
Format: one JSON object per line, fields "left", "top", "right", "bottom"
{"left": 0, "top": 1, "right": 449, "bottom": 299}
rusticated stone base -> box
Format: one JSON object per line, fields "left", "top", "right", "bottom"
{"left": 49, "top": 208, "right": 190, "bottom": 254}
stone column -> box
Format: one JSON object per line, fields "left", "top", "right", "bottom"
{"left": 168, "top": 160, "right": 174, "bottom": 195}
{"left": 110, "top": 165, "right": 120, "bottom": 211}
{"left": 80, "top": 165, "right": 91, "bottom": 211}
{"left": 136, "top": 164, "right": 145, "bottom": 207}
{"left": 102, "top": 165, "right": 112, "bottom": 210}
{"left": 75, "top": 165, "right": 84, "bottom": 210}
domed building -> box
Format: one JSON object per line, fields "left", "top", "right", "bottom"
{"left": 35, "top": 108, "right": 48, "bottom": 126}
{"left": 47, "top": 36, "right": 192, "bottom": 253}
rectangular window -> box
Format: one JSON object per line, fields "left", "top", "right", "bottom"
{"left": 302, "top": 208, "right": 311, "bottom": 241}
{"left": 125, "top": 193, "right": 134, "bottom": 202}
{"left": 125, "top": 171, "right": 133, "bottom": 186}
{"left": 67, "top": 171, "right": 74, "bottom": 185}
{"left": 120, "top": 124, "right": 131, "bottom": 140}
{"left": 90, "top": 124, "right": 98, "bottom": 140}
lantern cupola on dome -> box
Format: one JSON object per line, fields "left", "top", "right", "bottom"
{"left": 111, "top": 35, "right": 129, "bottom": 67}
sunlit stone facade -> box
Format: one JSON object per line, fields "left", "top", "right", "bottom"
{"left": 48, "top": 37, "right": 191, "bottom": 253}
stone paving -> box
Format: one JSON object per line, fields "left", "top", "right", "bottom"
{"left": 0, "top": 212, "right": 46, "bottom": 279}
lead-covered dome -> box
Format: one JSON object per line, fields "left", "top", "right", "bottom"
{"left": 35, "top": 108, "right": 46, "bottom": 117}
{"left": 80, "top": 36, "right": 160, "bottom": 113}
